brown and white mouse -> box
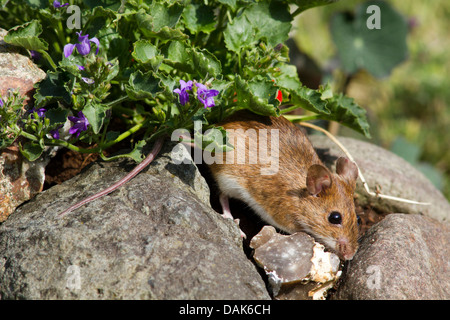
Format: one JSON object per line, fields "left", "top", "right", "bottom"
{"left": 208, "top": 110, "right": 359, "bottom": 260}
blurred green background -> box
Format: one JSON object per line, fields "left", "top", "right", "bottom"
{"left": 292, "top": 0, "right": 450, "bottom": 200}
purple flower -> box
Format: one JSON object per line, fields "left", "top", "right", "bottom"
{"left": 81, "top": 77, "right": 95, "bottom": 85}
{"left": 195, "top": 83, "right": 219, "bottom": 108}
{"left": 50, "top": 125, "right": 63, "bottom": 139}
{"left": 77, "top": 64, "right": 85, "bottom": 71}
{"left": 53, "top": 1, "right": 69, "bottom": 8}
{"left": 64, "top": 31, "right": 100, "bottom": 58}
{"left": 173, "top": 80, "right": 193, "bottom": 105}
{"left": 29, "top": 108, "right": 46, "bottom": 118}
{"left": 30, "top": 50, "right": 41, "bottom": 61}
{"left": 68, "top": 111, "right": 89, "bottom": 138}
{"left": 0, "top": 97, "right": 3, "bottom": 107}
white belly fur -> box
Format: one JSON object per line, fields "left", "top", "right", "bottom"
{"left": 215, "top": 174, "right": 287, "bottom": 232}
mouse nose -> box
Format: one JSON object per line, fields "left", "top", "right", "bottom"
{"left": 337, "top": 237, "right": 356, "bottom": 260}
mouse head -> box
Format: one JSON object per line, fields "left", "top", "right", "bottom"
{"left": 297, "top": 157, "right": 359, "bottom": 260}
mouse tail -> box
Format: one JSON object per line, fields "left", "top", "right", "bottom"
{"left": 58, "top": 137, "right": 164, "bottom": 217}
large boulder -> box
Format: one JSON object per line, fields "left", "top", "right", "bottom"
{"left": 0, "top": 142, "right": 270, "bottom": 299}
{"left": 334, "top": 214, "right": 450, "bottom": 299}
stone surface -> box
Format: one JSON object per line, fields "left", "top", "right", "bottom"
{"left": 0, "top": 142, "right": 270, "bottom": 300}
{"left": 0, "top": 145, "right": 58, "bottom": 223}
{"left": 0, "top": 28, "right": 46, "bottom": 103}
{"left": 250, "top": 226, "right": 341, "bottom": 300}
{"left": 0, "top": 28, "right": 48, "bottom": 222}
{"left": 310, "top": 135, "right": 450, "bottom": 222}
{"left": 334, "top": 214, "right": 450, "bottom": 300}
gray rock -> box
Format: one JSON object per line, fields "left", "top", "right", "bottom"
{"left": 310, "top": 135, "right": 450, "bottom": 222}
{"left": 334, "top": 214, "right": 450, "bottom": 300}
{"left": 0, "top": 28, "right": 48, "bottom": 223}
{"left": 0, "top": 141, "right": 270, "bottom": 300}
{"left": 0, "top": 28, "right": 46, "bottom": 103}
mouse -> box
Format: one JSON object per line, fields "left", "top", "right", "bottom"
{"left": 208, "top": 110, "right": 360, "bottom": 260}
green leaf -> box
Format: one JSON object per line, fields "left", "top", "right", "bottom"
{"left": 235, "top": 76, "right": 280, "bottom": 116}
{"left": 183, "top": 3, "right": 216, "bottom": 34}
{"left": 217, "top": 0, "right": 238, "bottom": 11}
{"left": 136, "top": 4, "right": 186, "bottom": 40}
{"left": 24, "top": 0, "right": 47, "bottom": 9}
{"left": 132, "top": 40, "right": 164, "bottom": 71}
{"left": 288, "top": 0, "right": 339, "bottom": 14}
{"left": 46, "top": 108, "right": 70, "bottom": 126}
{"left": 59, "top": 54, "right": 85, "bottom": 74}
{"left": 19, "top": 141, "right": 43, "bottom": 162}
{"left": 149, "top": 2, "right": 183, "bottom": 31}
{"left": 244, "top": 1, "right": 292, "bottom": 47}
{"left": 208, "top": 79, "right": 234, "bottom": 107}
{"left": 125, "top": 70, "right": 163, "bottom": 100}
{"left": 82, "top": 102, "right": 107, "bottom": 135}
{"left": 34, "top": 71, "right": 72, "bottom": 107}
{"left": 162, "top": 42, "right": 221, "bottom": 78}
{"left": 282, "top": 80, "right": 370, "bottom": 137}
{"left": 321, "top": 91, "right": 371, "bottom": 138}
{"left": 273, "top": 64, "right": 302, "bottom": 91}
{"left": 83, "top": 0, "right": 123, "bottom": 10}
{"left": 291, "top": 86, "right": 331, "bottom": 115}
{"left": 89, "top": 8, "right": 128, "bottom": 60}
{"left": 191, "top": 47, "right": 222, "bottom": 78}
{"left": 4, "top": 20, "right": 48, "bottom": 52}
{"left": 223, "top": 14, "right": 256, "bottom": 53}
{"left": 273, "top": 64, "right": 331, "bottom": 115}
{"left": 85, "top": 6, "right": 118, "bottom": 35}
{"left": 330, "top": 0, "right": 408, "bottom": 78}
{"left": 158, "top": 73, "right": 177, "bottom": 94}
{"left": 162, "top": 41, "right": 195, "bottom": 74}
{"left": 127, "top": 140, "right": 147, "bottom": 163}
{"left": 196, "top": 126, "right": 234, "bottom": 152}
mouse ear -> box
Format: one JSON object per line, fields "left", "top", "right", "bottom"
{"left": 306, "top": 164, "right": 332, "bottom": 196}
{"left": 336, "top": 157, "right": 359, "bottom": 182}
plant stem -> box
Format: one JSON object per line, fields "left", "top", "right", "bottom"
{"left": 105, "top": 95, "right": 128, "bottom": 107}
{"left": 44, "top": 120, "right": 147, "bottom": 154}
{"left": 13, "top": 125, "right": 38, "bottom": 141}
{"left": 100, "top": 120, "right": 145, "bottom": 150}
{"left": 39, "top": 50, "right": 57, "bottom": 71}
{"left": 283, "top": 114, "right": 321, "bottom": 122}
{"left": 291, "top": 7, "right": 305, "bottom": 17}
{"left": 280, "top": 103, "right": 317, "bottom": 115}
{"left": 45, "top": 139, "right": 99, "bottom": 153}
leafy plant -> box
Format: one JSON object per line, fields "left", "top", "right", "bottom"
{"left": 0, "top": 0, "right": 371, "bottom": 164}
{"left": 330, "top": 0, "right": 408, "bottom": 78}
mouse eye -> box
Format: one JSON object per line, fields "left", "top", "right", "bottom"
{"left": 328, "top": 211, "right": 342, "bottom": 225}
{"left": 357, "top": 215, "right": 362, "bottom": 226}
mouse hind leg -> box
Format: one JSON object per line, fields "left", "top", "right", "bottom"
{"left": 219, "top": 194, "right": 246, "bottom": 239}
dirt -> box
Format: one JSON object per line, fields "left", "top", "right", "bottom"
{"left": 355, "top": 203, "right": 389, "bottom": 236}
{"left": 43, "top": 148, "right": 100, "bottom": 189}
